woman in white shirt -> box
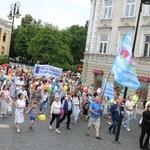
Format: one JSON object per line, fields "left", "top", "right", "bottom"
{"left": 14, "top": 93, "right": 25, "bottom": 133}
{"left": 72, "top": 92, "right": 80, "bottom": 125}
{"left": 49, "top": 96, "right": 61, "bottom": 134}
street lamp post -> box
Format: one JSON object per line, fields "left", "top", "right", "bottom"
{"left": 7, "top": 2, "right": 21, "bottom": 74}
{"left": 114, "top": 0, "right": 150, "bottom": 144}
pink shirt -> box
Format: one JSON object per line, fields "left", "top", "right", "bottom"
{"left": 1, "top": 90, "right": 10, "bottom": 99}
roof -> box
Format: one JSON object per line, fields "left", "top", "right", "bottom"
{"left": 0, "top": 18, "right": 12, "bottom": 28}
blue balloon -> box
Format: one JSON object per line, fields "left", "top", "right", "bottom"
{"left": 54, "top": 86, "right": 58, "bottom": 91}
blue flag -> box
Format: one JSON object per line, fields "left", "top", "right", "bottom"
{"left": 102, "top": 79, "right": 114, "bottom": 99}
{"left": 111, "top": 31, "right": 141, "bottom": 90}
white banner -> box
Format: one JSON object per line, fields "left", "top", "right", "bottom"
{"left": 34, "top": 64, "right": 63, "bottom": 78}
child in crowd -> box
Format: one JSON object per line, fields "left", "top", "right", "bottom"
{"left": 29, "top": 102, "right": 38, "bottom": 131}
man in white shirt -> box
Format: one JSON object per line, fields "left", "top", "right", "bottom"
{"left": 16, "top": 78, "right": 25, "bottom": 96}
{"left": 123, "top": 96, "right": 135, "bottom": 132}
{"left": 19, "top": 86, "right": 29, "bottom": 108}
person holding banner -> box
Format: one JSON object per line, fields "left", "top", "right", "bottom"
{"left": 109, "top": 99, "right": 121, "bottom": 134}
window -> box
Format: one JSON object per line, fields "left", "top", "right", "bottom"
{"left": 121, "top": 34, "right": 126, "bottom": 43}
{"left": 117, "top": 34, "right": 126, "bottom": 52}
{"left": 3, "top": 35, "right": 6, "bottom": 42}
{"left": 124, "top": 0, "right": 135, "bottom": 17}
{"left": 1, "top": 47, "right": 4, "bottom": 56}
{"left": 143, "top": 35, "right": 150, "bottom": 57}
{"left": 99, "top": 35, "right": 108, "bottom": 54}
{"left": 145, "top": 5, "right": 150, "bottom": 16}
{"left": 94, "top": 74, "right": 103, "bottom": 90}
{"left": 103, "top": 0, "right": 113, "bottom": 19}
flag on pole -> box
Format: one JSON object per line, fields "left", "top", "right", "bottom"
{"left": 111, "top": 31, "right": 141, "bottom": 90}
{"left": 102, "top": 79, "right": 114, "bottom": 99}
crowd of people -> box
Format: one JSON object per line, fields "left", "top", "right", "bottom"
{"left": 0, "top": 64, "right": 149, "bottom": 150}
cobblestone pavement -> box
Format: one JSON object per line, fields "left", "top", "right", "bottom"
{"left": 0, "top": 107, "right": 144, "bottom": 150}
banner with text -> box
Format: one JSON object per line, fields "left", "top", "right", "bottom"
{"left": 34, "top": 64, "right": 63, "bottom": 78}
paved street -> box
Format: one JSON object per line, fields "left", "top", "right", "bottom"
{"left": 0, "top": 107, "right": 144, "bottom": 150}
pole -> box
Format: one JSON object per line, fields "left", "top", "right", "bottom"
{"left": 131, "top": 2, "right": 142, "bottom": 56}
{"left": 6, "top": 3, "right": 16, "bottom": 75}
{"left": 135, "top": 81, "right": 150, "bottom": 105}
{"left": 113, "top": 1, "right": 143, "bottom": 144}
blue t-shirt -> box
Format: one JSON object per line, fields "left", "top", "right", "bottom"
{"left": 30, "top": 108, "right": 37, "bottom": 118}
{"left": 90, "top": 102, "right": 102, "bottom": 119}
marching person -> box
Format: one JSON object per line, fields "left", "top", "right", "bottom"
{"left": 14, "top": 93, "right": 25, "bottom": 133}
{"left": 19, "top": 86, "right": 29, "bottom": 109}
{"left": 59, "top": 93, "right": 72, "bottom": 130}
{"left": 123, "top": 96, "right": 135, "bottom": 132}
{"left": 49, "top": 96, "right": 61, "bottom": 133}
{"left": 39, "top": 90, "right": 48, "bottom": 115}
{"left": 109, "top": 99, "right": 121, "bottom": 134}
{"left": 86, "top": 96, "right": 103, "bottom": 139}
{"left": 72, "top": 92, "right": 80, "bottom": 124}
{"left": 132, "top": 92, "right": 139, "bottom": 120}
{"left": 29, "top": 102, "right": 38, "bottom": 131}
{"left": 139, "top": 104, "right": 150, "bottom": 150}
{"left": 0, "top": 85, "right": 12, "bottom": 118}
{"left": 15, "top": 77, "right": 25, "bottom": 97}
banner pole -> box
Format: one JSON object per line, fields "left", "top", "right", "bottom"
{"left": 135, "top": 81, "right": 150, "bottom": 105}
{"left": 113, "top": 2, "right": 143, "bottom": 144}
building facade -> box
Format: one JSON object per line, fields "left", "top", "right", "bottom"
{"left": 82, "top": 0, "right": 150, "bottom": 99}
{"left": 0, "top": 18, "right": 12, "bottom": 57}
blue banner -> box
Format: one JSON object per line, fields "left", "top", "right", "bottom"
{"left": 34, "top": 64, "right": 63, "bottom": 78}
{"left": 111, "top": 31, "right": 141, "bottom": 90}
{"left": 102, "top": 79, "right": 114, "bottom": 99}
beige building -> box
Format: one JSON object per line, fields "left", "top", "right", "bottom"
{"left": 0, "top": 18, "right": 12, "bottom": 57}
{"left": 82, "top": 0, "right": 150, "bottom": 99}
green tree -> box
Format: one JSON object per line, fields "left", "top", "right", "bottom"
{"left": 0, "top": 55, "right": 8, "bottom": 64}
{"left": 27, "top": 24, "right": 74, "bottom": 65}
{"left": 21, "top": 14, "right": 33, "bottom": 27}
{"left": 10, "top": 28, "right": 18, "bottom": 58}
{"left": 63, "top": 25, "right": 87, "bottom": 64}
{"left": 14, "top": 24, "right": 38, "bottom": 62}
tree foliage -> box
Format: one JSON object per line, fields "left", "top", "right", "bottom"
{"left": 21, "top": 14, "right": 33, "bottom": 27}
{"left": 0, "top": 55, "right": 8, "bottom": 64}
{"left": 14, "top": 24, "right": 38, "bottom": 58}
{"left": 12, "top": 14, "right": 87, "bottom": 71}
{"left": 27, "top": 24, "right": 74, "bottom": 65}
{"left": 63, "top": 25, "right": 87, "bottom": 64}
{"left": 10, "top": 29, "right": 18, "bottom": 58}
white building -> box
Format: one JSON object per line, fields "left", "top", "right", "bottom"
{"left": 82, "top": 0, "right": 150, "bottom": 99}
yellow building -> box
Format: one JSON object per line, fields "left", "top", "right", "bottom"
{"left": 83, "top": 0, "right": 150, "bottom": 100}
{"left": 0, "top": 18, "right": 12, "bottom": 56}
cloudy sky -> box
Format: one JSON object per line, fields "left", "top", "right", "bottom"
{"left": 0, "top": 0, "right": 91, "bottom": 29}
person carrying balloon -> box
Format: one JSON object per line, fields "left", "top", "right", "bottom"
{"left": 29, "top": 101, "right": 38, "bottom": 131}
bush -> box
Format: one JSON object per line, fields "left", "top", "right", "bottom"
{"left": 51, "top": 62, "right": 79, "bottom": 72}
{"left": 0, "top": 55, "right": 8, "bottom": 65}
